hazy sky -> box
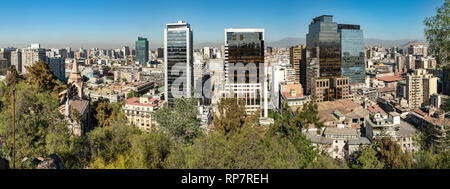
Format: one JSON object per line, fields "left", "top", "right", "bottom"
{"left": 0, "top": 0, "right": 444, "bottom": 49}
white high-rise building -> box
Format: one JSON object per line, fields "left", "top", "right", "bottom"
{"left": 164, "top": 21, "right": 193, "bottom": 107}
{"left": 21, "top": 44, "right": 46, "bottom": 74}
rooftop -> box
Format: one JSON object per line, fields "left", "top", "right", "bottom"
{"left": 124, "top": 97, "right": 160, "bottom": 107}
{"left": 324, "top": 127, "right": 358, "bottom": 136}
{"left": 377, "top": 75, "right": 404, "bottom": 82}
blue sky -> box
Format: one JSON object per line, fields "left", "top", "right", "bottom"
{"left": 0, "top": 0, "right": 444, "bottom": 48}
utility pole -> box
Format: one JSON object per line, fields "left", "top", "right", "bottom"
{"left": 12, "top": 88, "right": 15, "bottom": 169}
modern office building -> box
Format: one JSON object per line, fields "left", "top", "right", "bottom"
{"left": 135, "top": 37, "right": 149, "bottom": 65}
{"left": 304, "top": 15, "right": 361, "bottom": 102}
{"left": 157, "top": 48, "right": 164, "bottom": 58}
{"left": 122, "top": 46, "right": 131, "bottom": 57}
{"left": 222, "top": 28, "right": 268, "bottom": 117}
{"left": 164, "top": 21, "right": 193, "bottom": 107}
{"left": 306, "top": 15, "right": 341, "bottom": 80}
{"left": 338, "top": 24, "right": 365, "bottom": 84}
{"left": 289, "top": 45, "right": 306, "bottom": 84}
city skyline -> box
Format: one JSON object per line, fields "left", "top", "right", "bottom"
{"left": 0, "top": 0, "right": 444, "bottom": 49}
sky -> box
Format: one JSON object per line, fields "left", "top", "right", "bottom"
{"left": 0, "top": 0, "right": 445, "bottom": 49}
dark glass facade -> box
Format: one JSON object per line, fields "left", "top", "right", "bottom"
{"left": 226, "top": 31, "right": 264, "bottom": 83}
{"left": 135, "top": 37, "right": 149, "bottom": 65}
{"left": 165, "top": 22, "right": 193, "bottom": 107}
{"left": 306, "top": 15, "right": 341, "bottom": 78}
{"left": 339, "top": 24, "right": 365, "bottom": 84}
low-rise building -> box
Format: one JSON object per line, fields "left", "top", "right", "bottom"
{"left": 122, "top": 96, "right": 164, "bottom": 132}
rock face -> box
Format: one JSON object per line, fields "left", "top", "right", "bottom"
{"left": 36, "top": 154, "right": 64, "bottom": 169}
{"left": 0, "top": 158, "right": 9, "bottom": 169}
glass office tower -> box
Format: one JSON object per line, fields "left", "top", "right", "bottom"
{"left": 135, "top": 37, "right": 149, "bottom": 65}
{"left": 223, "top": 28, "right": 268, "bottom": 117}
{"left": 339, "top": 24, "right": 365, "bottom": 84}
{"left": 164, "top": 21, "right": 193, "bottom": 107}
{"left": 306, "top": 15, "right": 341, "bottom": 78}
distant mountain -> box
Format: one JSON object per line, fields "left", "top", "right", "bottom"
{"left": 265, "top": 37, "right": 427, "bottom": 49}
{"left": 398, "top": 40, "right": 428, "bottom": 49}
{"left": 266, "top": 37, "right": 306, "bottom": 48}
{"left": 364, "top": 38, "right": 427, "bottom": 48}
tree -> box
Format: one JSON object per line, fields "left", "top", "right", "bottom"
{"left": 351, "top": 146, "right": 384, "bottom": 169}
{"left": 213, "top": 97, "right": 248, "bottom": 137}
{"left": 424, "top": 0, "right": 449, "bottom": 66}
{"left": 152, "top": 98, "right": 201, "bottom": 145}
{"left": 95, "top": 102, "right": 114, "bottom": 128}
{"left": 127, "top": 90, "right": 139, "bottom": 99}
{"left": 24, "top": 60, "right": 65, "bottom": 95}
{"left": 0, "top": 82, "right": 68, "bottom": 168}
{"left": 377, "top": 137, "right": 414, "bottom": 169}
{"left": 294, "top": 98, "right": 324, "bottom": 134}
{"left": 267, "top": 103, "right": 317, "bottom": 168}
{"left": 6, "top": 66, "right": 19, "bottom": 90}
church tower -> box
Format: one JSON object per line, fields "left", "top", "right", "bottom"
{"left": 68, "top": 59, "right": 84, "bottom": 99}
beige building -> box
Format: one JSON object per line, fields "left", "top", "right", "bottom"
{"left": 280, "top": 83, "right": 310, "bottom": 110}
{"left": 406, "top": 69, "right": 437, "bottom": 108}
{"left": 289, "top": 45, "right": 306, "bottom": 84}
{"left": 406, "top": 69, "right": 424, "bottom": 109}
{"left": 122, "top": 96, "right": 164, "bottom": 132}
{"left": 423, "top": 73, "right": 438, "bottom": 106}
{"left": 311, "top": 77, "right": 351, "bottom": 102}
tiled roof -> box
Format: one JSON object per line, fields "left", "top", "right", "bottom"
{"left": 64, "top": 98, "right": 89, "bottom": 114}
{"left": 324, "top": 127, "right": 358, "bottom": 136}
{"left": 125, "top": 97, "right": 159, "bottom": 107}
{"left": 367, "top": 105, "right": 386, "bottom": 115}
{"left": 377, "top": 75, "right": 404, "bottom": 82}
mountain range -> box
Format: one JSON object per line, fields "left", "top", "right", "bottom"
{"left": 265, "top": 37, "right": 427, "bottom": 49}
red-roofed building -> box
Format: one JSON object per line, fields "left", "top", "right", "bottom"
{"left": 122, "top": 96, "right": 165, "bottom": 132}
{"left": 377, "top": 75, "right": 404, "bottom": 82}
{"left": 280, "top": 83, "right": 310, "bottom": 108}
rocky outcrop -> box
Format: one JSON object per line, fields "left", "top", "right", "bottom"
{"left": 0, "top": 158, "right": 9, "bottom": 169}
{"left": 36, "top": 154, "right": 64, "bottom": 169}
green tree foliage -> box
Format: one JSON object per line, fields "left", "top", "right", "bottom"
{"left": 213, "top": 97, "right": 250, "bottom": 137}
{"left": 267, "top": 103, "right": 317, "bottom": 168}
{"left": 0, "top": 82, "right": 68, "bottom": 168}
{"left": 163, "top": 100, "right": 321, "bottom": 169}
{"left": 24, "top": 60, "right": 65, "bottom": 96}
{"left": 351, "top": 146, "right": 384, "bottom": 169}
{"left": 127, "top": 90, "right": 139, "bottom": 99}
{"left": 86, "top": 121, "right": 173, "bottom": 169}
{"left": 424, "top": 0, "right": 449, "bottom": 66}
{"left": 377, "top": 137, "right": 414, "bottom": 169}
{"left": 294, "top": 99, "right": 324, "bottom": 134}
{"left": 6, "top": 66, "right": 19, "bottom": 90}
{"left": 153, "top": 98, "right": 201, "bottom": 145}
{"left": 94, "top": 101, "right": 114, "bottom": 128}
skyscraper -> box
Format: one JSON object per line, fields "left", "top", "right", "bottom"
{"left": 135, "top": 37, "right": 149, "bottom": 65}
{"left": 164, "top": 21, "right": 193, "bottom": 107}
{"left": 338, "top": 24, "right": 365, "bottom": 84}
{"left": 306, "top": 15, "right": 341, "bottom": 79}
{"left": 289, "top": 45, "right": 306, "bottom": 84}
{"left": 305, "top": 15, "right": 352, "bottom": 102}
{"left": 222, "top": 28, "right": 268, "bottom": 117}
